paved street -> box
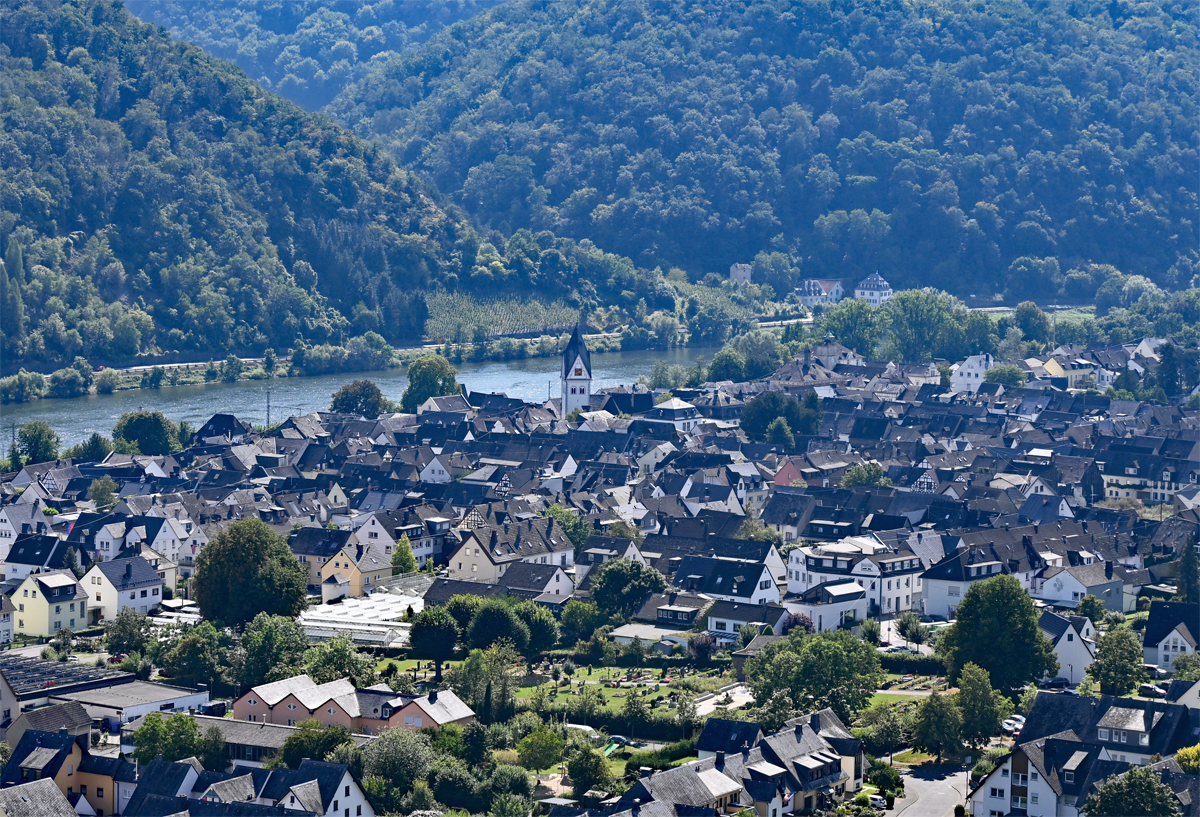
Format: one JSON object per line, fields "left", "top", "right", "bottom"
{"left": 893, "top": 764, "right": 970, "bottom": 817}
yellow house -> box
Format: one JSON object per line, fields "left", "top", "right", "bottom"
{"left": 2, "top": 728, "right": 137, "bottom": 816}
{"left": 317, "top": 541, "right": 391, "bottom": 602}
{"left": 1042, "top": 357, "right": 1095, "bottom": 389}
{"left": 13, "top": 570, "right": 88, "bottom": 637}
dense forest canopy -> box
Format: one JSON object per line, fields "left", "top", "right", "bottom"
{"left": 124, "top": 0, "right": 502, "bottom": 110}
{"left": 0, "top": 0, "right": 668, "bottom": 372}
{"left": 329, "top": 0, "right": 1199, "bottom": 298}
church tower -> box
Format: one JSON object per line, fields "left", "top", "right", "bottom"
{"left": 561, "top": 324, "right": 592, "bottom": 417}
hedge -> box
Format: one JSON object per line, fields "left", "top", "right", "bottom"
{"left": 624, "top": 737, "right": 699, "bottom": 777}
{"left": 880, "top": 653, "right": 946, "bottom": 675}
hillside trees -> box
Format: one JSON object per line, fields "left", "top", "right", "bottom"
{"left": 330, "top": 0, "right": 1199, "bottom": 296}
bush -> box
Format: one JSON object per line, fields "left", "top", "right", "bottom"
{"left": 879, "top": 653, "right": 946, "bottom": 675}
{"left": 623, "top": 737, "right": 698, "bottom": 777}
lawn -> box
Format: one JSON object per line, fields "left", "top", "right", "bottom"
{"left": 892, "top": 749, "right": 936, "bottom": 764}
{"left": 868, "top": 693, "right": 914, "bottom": 708}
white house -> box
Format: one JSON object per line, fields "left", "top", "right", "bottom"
{"left": 853, "top": 273, "right": 893, "bottom": 306}
{"left": 951, "top": 354, "right": 994, "bottom": 393}
{"left": 642, "top": 398, "right": 703, "bottom": 432}
{"left": 1142, "top": 602, "right": 1197, "bottom": 669}
{"left": 1039, "top": 609, "right": 1095, "bottom": 684}
{"left": 81, "top": 556, "right": 165, "bottom": 625}
{"left": 729, "top": 263, "right": 752, "bottom": 283}
{"left": 784, "top": 579, "right": 867, "bottom": 633}
{"left": 787, "top": 538, "right": 923, "bottom": 616}
{"left": 795, "top": 279, "right": 844, "bottom": 307}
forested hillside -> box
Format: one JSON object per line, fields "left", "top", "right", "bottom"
{"left": 125, "top": 0, "right": 501, "bottom": 110}
{"left": 0, "top": 0, "right": 664, "bottom": 372}
{"left": 330, "top": 0, "right": 1199, "bottom": 299}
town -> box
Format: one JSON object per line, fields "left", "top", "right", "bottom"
{"left": 0, "top": 311, "right": 1197, "bottom": 817}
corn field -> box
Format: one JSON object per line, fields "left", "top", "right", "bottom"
{"left": 424, "top": 292, "right": 581, "bottom": 342}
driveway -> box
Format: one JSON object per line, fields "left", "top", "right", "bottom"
{"left": 893, "top": 764, "right": 970, "bottom": 817}
{"left": 879, "top": 618, "right": 935, "bottom": 655}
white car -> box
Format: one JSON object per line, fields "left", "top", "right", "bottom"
{"left": 1001, "top": 719, "right": 1018, "bottom": 734}
{"left": 1011, "top": 715, "right": 1026, "bottom": 726}
{"left": 868, "top": 794, "right": 887, "bottom": 809}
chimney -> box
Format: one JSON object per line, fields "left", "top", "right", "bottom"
{"left": 640, "top": 767, "right": 653, "bottom": 780}
{"left": 715, "top": 751, "right": 725, "bottom": 771}
{"left": 547, "top": 518, "right": 554, "bottom": 536}
{"left": 1022, "top": 535, "right": 1033, "bottom": 548}
{"left": 59, "top": 727, "right": 68, "bottom": 736}
{"left": 429, "top": 689, "right": 438, "bottom": 703}
{"left": 811, "top": 713, "right": 821, "bottom": 732}
{"left": 124, "top": 562, "right": 132, "bottom": 578}
{"left": 1105, "top": 561, "right": 1113, "bottom": 579}
{"left": 632, "top": 801, "right": 641, "bottom": 817}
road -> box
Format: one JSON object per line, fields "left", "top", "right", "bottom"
{"left": 894, "top": 764, "right": 970, "bottom": 817}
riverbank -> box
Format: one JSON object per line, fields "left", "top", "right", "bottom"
{"left": 0, "top": 346, "right": 722, "bottom": 447}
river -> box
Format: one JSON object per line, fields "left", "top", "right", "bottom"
{"left": 0, "top": 347, "right": 718, "bottom": 447}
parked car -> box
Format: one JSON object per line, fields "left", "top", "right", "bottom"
{"left": 1144, "top": 664, "right": 1170, "bottom": 680}
{"left": 1139, "top": 683, "right": 1167, "bottom": 699}
{"left": 1001, "top": 719, "right": 1018, "bottom": 734}
{"left": 1040, "top": 677, "right": 1071, "bottom": 689}
{"left": 868, "top": 794, "right": 887, "bottom": 809}
{"left": 1011, "top": 715, "right": 1026, "bottom": 727}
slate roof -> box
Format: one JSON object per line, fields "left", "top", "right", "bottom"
{"left": 1145, "top": 602, "right": 1200, "bottom": 648}
{"left": 94, "top": 556, "right": 162, "bottom": 590}
{"left": 696, "top": 718, "right": 764, "bottom": 755}
{"left": 563, "top": 324, "right": 592, "bottom": 378}
{"left": 0, "top": 777, "right": 78, "bottom": 816}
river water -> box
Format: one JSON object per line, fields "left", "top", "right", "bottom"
{"left": 0, "top": 347, "right": 717, "bottom": 447}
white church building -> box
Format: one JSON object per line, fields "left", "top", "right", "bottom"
{"left": 561, "top": 324, "right": 592, "bottom": 416}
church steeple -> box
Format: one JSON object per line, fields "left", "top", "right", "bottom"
{"left": 561, "top": 324, "right": 592, "bottom": 417}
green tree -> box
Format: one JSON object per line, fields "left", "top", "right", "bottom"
{"left": 1083, "top": 766, "right": 1181, "bottom": 817}
{"left": 882, "top": 289, "right": 959, "bottom": 363}
{"left": 514, "top": 601, "right": 560, "bottom": 655}
{"left": 198, "top": 726, "right": 228, "bottom": 771}
{"left": 391, "top": 533, "right": 417, "bottom": 575}
{"left": 765, "top": 417, "right": 795, "bottom": 449}
{"left": 446, "top": 594, "right": 485, "bottom": 634}
{"left": 839, "top": 462, "right": 891, "bottom": 489}
{"left": 276, "top": 720, "right": 353, "bottom": 770}
{"left": 105, "top": 608, "right": 150, "bottom": 655}
{"left": 113, "top": 411, "right": 179, "bottom": 455}
{"left": 194, "top": 519, "right": 307, "bottom": 626}
{"left": 89, "top": 475, "right": 119, "bottom": 510}
{"left": 131, "top": 712, "right": 200, "bottom": 764}
{"left": 860, "top": 618, "right": 881, "bottom": 645}
{"left": 232, "top": 613, "right": 309, "bottom": 689}
{"left": 567, "top": 746, "right": 610, "bottom": 797}
{"left": 410, "top": 607, "right": 459, "bottom": 682}
{"left": 64, "top": 433, "right": 115, "bottom": 462}
{"left": 401, "top": 355, "right": 459, "bottom": 413}
{"left": 304, "top": 634, "right": 379, "bottom": 687}
{"left": 330, "top": 380, "right": 393, "bottom": 419}
{"left": 955, "top": 663, "right": 1012, "bottom": 748}
{"left": 1012, "top": 301, "right": 1052, "bottom": 345}
{"left": 589, "top": 559, "right": 667, "bottom": 616}
{"left": 912, "top": 691, "right": 962, "bottom": 762}
{"left": 363, "top": 726, "right": 435, "bottom": 791}
{"left": 544, "top": 504, "right": 592, "bottom": 556}
{"left": 1171, "top": 653, "right": 1200, "bottom": 683}
{"left": 468, "top": 599, "right": 530, "bottom": 652}
{"left": 984, "top": 364, "right": 1027, "bottom": 389}
{"left": 16, "top": 421, "right": 59, "bottom": 464}
{"left": 707, "top": 347, "right": 746, "bottom": 382}
{"left": 1091, "top": 628, "right": 1144, "bottom": 695}
{"left": 561, "top": 600, "right": 605, "bottom": 643}
{"left": 1175, "top": 744, "right": 1200, "bottom": 775}
{"left": 821, "top": 298, "right": 882, "bottom": 357}
{"left": 160, "top": 622, "right": 225, "bottom": 689}
{"left": 1076, "top": 595, "right": 1106, "bottom": 625}
{"left": 940, "top": 575, "right": 1058, "bottom": 692}
{"left": 745, "top": 629, "right": 883, "bottom": 724}
{"left": 1175, "top": 534, "right": 1200, "bottom": 606}
{"left": 739, "top": 391, "right": 820, "bottom": 441}
{"left": 518, "top": 727, "right": 564, "bottom": 773}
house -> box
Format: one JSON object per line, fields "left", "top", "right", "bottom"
{"left": 0, "top": 777, "right": 79, "bottom": 817}
{"left": 795, "top": 279, "right": 844, "bottom": 307}
{"left": 1038, "top": 610, "right": 1095, "bottom": 685}
{"left": 121, "top": 715, "right": 372, "bottom": 769}
{"left": 642, "top": 398, "right": 703, "bottom": 432}
{"left": 787, "top": 538, "right": 923, "bottom": 616}
{"left": 729, "top": 263, "right": 752, "bottom": 283}
{"left": 317, "top": 541, "right": 391, "bottom": 603}
{"left": 696, "top": 718, "right": 765, "bottom": 759}
{"left": 919, "top": 549, "right": 1008, "bottom": 620}
{"left": 561, "top": 324, "right": 593, "bottom": 418}
{"left": 0, "top": 656, "right": 134, "bottom": 735}
{"left": 853, "top": 273, "right": 893, "bottom": 306}
{"left": 951, "top": 354, "right": 994, "bottom": 393}
{"left": 494, "top": 562, "right": 573, "bottom": 598}
{"left": 3, "top": 533, "right": 77, "bottom": 583}
{"left": 289, "top": 527, "right": 354, "bottom": 592}
{"left": 1033, "top": 562, "right": 1123, "bottom": 612}
{"left": 1021, "top": 691, "right": 1195, "bottom": 766}
{"left": 0, "top": 728, "right": 137, "bottom": 816}
{"left": 0, "top": 597, "right": 13, "bottom": 646}
{"left": 705, "top": 601, "right": 789, "bottom": 643}
{"left": 672, "top": 556, "right": 780, "bottom": 605}
{"left": 784, "top": 579, "right": 866, "bottom": 632}
{"left": 1142, "top": 602, "right": 1198, "bottom": 669}
{"left": 232, "top": 674, "right": 473, "bottom": 735}
{"left": 11, "top": 570, "right": 88, "bottom": 638}
{"left": 80, "top": 557, "right": 164, "bottom": 625}
{"left": 48, "top": 680, "right": 210, "bottom": 732}
{"left": 4, "top": 701, "right": 91, "bottom": 751}
{"left": 445, "top": 517, "right": 575, "bottom": 583}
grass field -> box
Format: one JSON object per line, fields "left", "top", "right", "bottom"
{"left": 868, "top": 693, "right": 915, "bottom": 708}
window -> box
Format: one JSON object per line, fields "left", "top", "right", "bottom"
{"left": 97, "top": 788, "right": 104, "bottom": 798}
{"left": 80, "top": 785, "right": 87, "bottom": 795}
{"left": 1067, "top": 632, "right": 1074, "bottom": 641}
{"left": 405, "top": 715, "right": 414, "bottom": 725}
{"left": 715, "top": 621, "right": 727, "bottom": 630}
{"left": 327, "top": 707, "right": 337, "bottom": 715}
{"left": 1012, "top": 796, "right": 1026, "bottom": 809}
{"left": 1098, "top": 728, "right": 1109, "bottom": 740}
{"left": 1064, "top": 771, "right": 1074, "bottom": 783}
{"left": 1140, "top": 734, "right": 1149, "bottom": 746}
{"left": 1031, "top": 794, "right": 1038, "bottom": 804}
{"left": 990, "top": 788, "right": 1002, "bottom": 798}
